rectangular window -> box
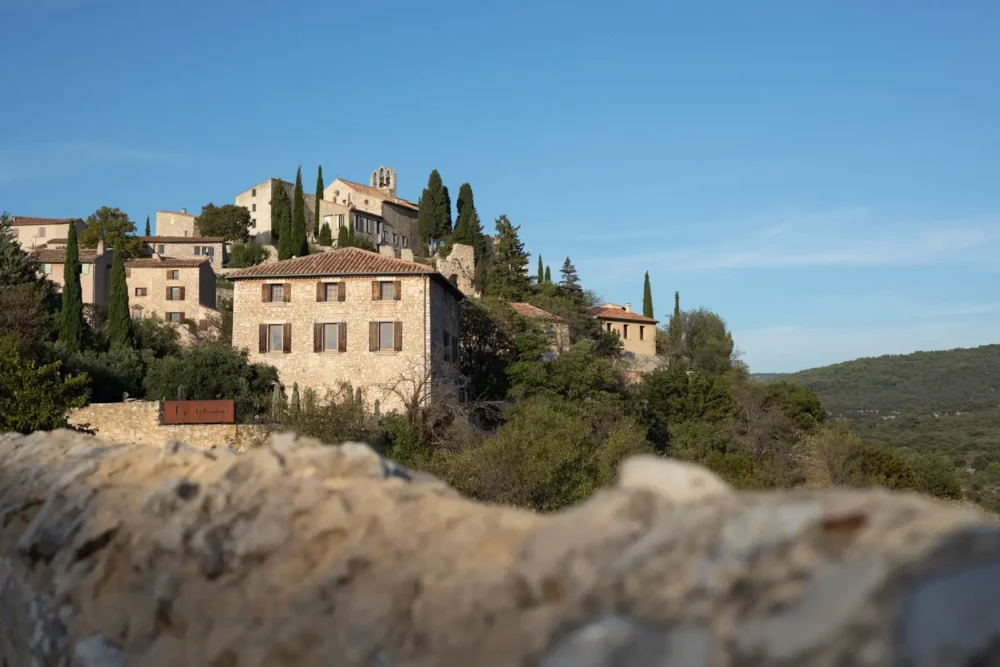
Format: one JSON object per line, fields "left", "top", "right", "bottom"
{"left": 268, "top": 324, "right": 283, "bottom": 352}
{"left": 167, "top": 312, "right": 183, "bottom": 323}
{"left": 378, "top": 322, "right": 394, "bottom": 350}
{"left": 42, "top": 263, "right": 52, "bottom": 274}
{"left": 392, "top": 233, "right": 398, "bottom": 244}
{"left": 38, "top": 228, "right": 45, "bottom": 237}
{"left": 169, "top": 286, "right": 183, "bottom": 300}
{"left": 131, "top": 307, "right": 142, "bottom": 321}
{"left": 252, "top": 203, "right": 257, "bottom": 212}
{"left": 366, "top": 219, "right": 373, "bottom": 234}
{"left": 402, "top": 236, "right": 408, "bottom": 248}
{"left": 323, "top": 282, "right": 342, "bottom": 302}
{"left": 134, "top": 287, "right": 147, "bottom": 297}
{"left": 607, "top": 323, "right": 612, "bottom": 332}
{"left": 81, "top": 264, "right": 90, "bottom": 275}
{"left": 251, "top": 219, "right": 256, "bottom": 228}
{"left": 167, "top": 269, "right": 179, "bottom": 279}
{"left": 623, "top": 324, "right": 629, "bottom": 339}
{"left": 379, "top": 281, "right": 395, "bottom": 300}
{"left": 157, "top": 244, "right": 165, "bottom": 254}
{"left": 269, "top": 284, "right": 284, "bottom": 302}
{"left": 354, "top": 214, "right": 362, "bottom": 231}
{"left": 337, "top": 214, "right": 345, "bottom": 228}
{"left": 252, "top": 188, "right": 257, "bottom": 197}
{"left": 381, "top": 230, "right": 388, "bottom": 242}
{"left": 194, "top": 246, "right": 201, "bottom": 255}
{"left": 639, "top": 326, "right": 645, "bottom": 340}
{"left": 323, "top": 323, "right": 338, "bottom": 351}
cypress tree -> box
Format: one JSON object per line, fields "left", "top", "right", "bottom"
{"left": 441, "top": 185, "right": 453, "bottom": 241}
{"left": 484, "top": 215, "right": 530, "bottom": 300}
{"left": 291, "top": 166, "right": 307, "bottom": 257}
{"left": 270, "top": 179, "right": 291, "bottom": 248}
{"left": 667, "top": 291, "right": 683, "bottom": 360}
{"left": 537, "top": 255, "right": 544, "bottom": 284}
{"left": 544, "top": 266, "right": 551, "bottom": 283}
{"left": 58, "top": 222, "right": 84, "bottom": 352}
{"left": 107, "top": 237, "right": 133, "bottom": 349}
{"left": 318, "top": 222, "right": 332, "bottom": 246}
{"left": 314, "top": 165, "right": 324, "bottom": 241}
{"left": 417, "top": 170, "right": 451, "bottom": 251}
{"left": 144, "top": 216, "right": 151, "bottom": 236}
{"left": 337, "top": 224, "right": 350, "bottom": 248}
{"left": 642, "top": 271, "right": 654, "bottom": 319}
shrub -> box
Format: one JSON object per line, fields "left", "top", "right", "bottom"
{"left": 0, "top": 335, "right": 88, "bottom": 433}
{"left": 227, "top": 241, "right": 270, "bottom": 268}
{"left": 143, "top": 344, "right": 278, "bottom": 405}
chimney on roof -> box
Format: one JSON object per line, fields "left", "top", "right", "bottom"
{"left": 624, "top": 303, "right": 632, "bottom": 313}
{"left": 96, "top": 238, "right": 105, "bottom": 255}
{"left": 180, "top": 207, "right": 187, "bottom": 214}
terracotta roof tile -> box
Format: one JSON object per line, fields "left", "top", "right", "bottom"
{"left": 126, "top": 257, "right": 209, "bottom": 269}
{"left": 338, "top": 179, "right": 420, "bottom": 212}
{"left": 508, "top": 302, "right": 567, "bottom": 323}
{"left": 9, "top": 216, "right": 83, "bottom": 227}
{"left": 30, "top": 248, "right": 99, "bottom": 264}
{"left": 587, "top": 305, "right": 658, "bottom": 324}
{"left": 141, "top": 236, "right": 225, "bottom": 243}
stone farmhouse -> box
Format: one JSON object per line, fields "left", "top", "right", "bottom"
{"left": 227, "top": 247, "right": 463, "bottom": 413}
{"left": 154, "top": 209, "right": 197, "bottom": 237}
{"left": 8, "top": 216, "right": 87, "bottom": 252}
{"left": 588, "top": 303, "right": 658, "bottom": 357}
{"left": 509, "top": 303, "right": 571, "bottom": 355}
{"left": 126, "top": 256, "right": 217, "bottom": 325}
{"left": 140, "top": 236, "right": 226, "bottom": 270}
{"left": 29, "top": 239, "right": 113, "bottom": 308}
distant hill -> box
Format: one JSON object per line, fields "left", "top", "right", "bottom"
{"left": 749, "top": 372, "right": 789, "bottom": 382}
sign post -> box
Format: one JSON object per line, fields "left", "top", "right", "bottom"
{"left": 161, "top": 400, "right": 235, "bottom": 425}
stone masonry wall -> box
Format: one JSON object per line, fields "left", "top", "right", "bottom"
{"left": 232, "top": 274, "right": 461, "bottom": 413}
{"left": 154, "top": 211, "right": 197, "bottom": 237}
{"left": 127, "top": 263, "right": 215, "bottom": 322}
{"left": 1, "top": 429, "right": 1000, "bottom": 666}
{"left": 143, "top": 240, "right": 225, "bottom": 269}
{"left": 435, "top": 243, "right": 477, "bottom": 296}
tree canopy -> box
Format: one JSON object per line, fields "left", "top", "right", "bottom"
{"left": 79, "top": 207, "right": 141, "bottom": 257}
{"left": 417, "top": 170, "right": 451, "bottom": 250}
{"left": 195, "top": 203, "right": 252, "bottom": 242}
{"left": 484, "top": 215, "right": 530, "bottom": 300}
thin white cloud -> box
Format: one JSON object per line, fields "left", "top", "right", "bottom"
{"left": 0, "top": 141, "right": 188, "bottom": 184}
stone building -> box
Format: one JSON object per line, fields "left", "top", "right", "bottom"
{"left": 126, "top": 256, "right": 217, "bottom": 325}
{"left": 323, "top": 167, "right": 420, "bottom": 250}
{"left": 8, "top": 216, "right": 87, "bottom": 252}
{"left": 435, "top": 243, "right": 478, "bottom": 296}
{"left": 508, "top": 302, "right": 571, "bottom": 355}
{"left": 227, "top": 247, "right": 463, "bottom": 413}
{"left": 29, "top": 240, "right": 113, "bottom": 307}
{"left": 588, "top": 303, "right": 658, "bottom": 357}
{"left": 140, "top": 236, "right": 226, "bottom": 270}
{"left": 154, "top": 210, "right": 197, "bottom": 237}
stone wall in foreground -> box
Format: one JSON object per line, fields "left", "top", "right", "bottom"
{"left": 1, "top": 429, "right": 999, "bottom": 666}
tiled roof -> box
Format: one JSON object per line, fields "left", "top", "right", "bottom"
{"left": 509, "top": 302, "right": 566, "bottom": 323}
{"left": 30, "top": 248, "right": 99, "bottom": 264}
{"left": 9, "top": 216, "right": 83, "bottom": 227}
{"left": 227, "top": 247, "right": 464, "bottom": 298}
{"left": 126, "top": 257, "right": 209, "bottom": 269}
{"left": 141, "top": 236, "right": 225, "bottom": 243}
{"left": 338, "top": 179, "right": 420, "bottom": 212}
{"left": 587, "top": 305, "right": 658, "bottom": 324}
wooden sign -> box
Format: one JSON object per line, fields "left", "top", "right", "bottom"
{"left": 162, "top": 400, "right": 235, "bottom": 425}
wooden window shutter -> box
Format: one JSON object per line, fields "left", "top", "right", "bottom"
{"left": 179, "top": 286, "right": 185, "bottom": 301}
{"left": 165, "top": 269, "right": 171, "bottom": 279}
{"left": 284, "top": 283, "right": 292, "bottom": 302}
{"left": 316, "top": 282, "right": 324, "bottom": 302}
{"left": 393, "top": 280, "right": 402, "bottom": 301}
{"left": 393, "top": 321, "right": 403, "bottom": 351}
{"left": 282, "top": 323, "right": 292, "bottom": 353}
{"left": 313, "top": 323, "right": 322, "bottom": 352}
{"left": 369, "top": 322, "right": 378, "bottom": 351}
{"left": 179, "top": 311, "right": 185, "bottom": 322}
{"left": 261, "top": 283, "right": 269, "bottom": 302}
{"left": 371, "top": 280, "right": 380, "bottom": 300}
{"left": 165, "top": 286, "right": 172, "bottom": 300}
{"left": 338, "top": 282, "right": 346, "bottom": 301}
{"left": 338, "top": 322, "right": 347, "bottom": 352}
{"left": 259, "top": 324, "right": 266, "bottom": 352}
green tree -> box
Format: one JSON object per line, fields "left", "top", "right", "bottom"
{"left": 0, "top": 336, "right": 88, "bottom": 433}
{"left": 642, "top": 271, "right": 654, "bottom": 319}
{"left": 195, "top": 203, "right": 252, "bottom": 242}
{"left": 449, "top": 182, "right": 487, "bottom": 261}
{"left": 314, "top": 165, "right": 324, "bottom": 240}
{"left": 143, "top": 345, "right": 279, "bottom": 407}
{"left": 144, "top": 216, "right": 151, "bottom": 236}
{"left": 106, "top": 237, "right": 133, "bottom": 349}
{"left": 544, "top": 266, "right": 551, "bottom": 283}
{"left": 58, "top": 221, "right": 84, "bottom": 352}
{"left": 270, "top": 180, "right": 291, "bottom": 247}
{"left": 318, "top": 222, "right": 333, "bottom": 246}
{"left": 558, "top": 257, "right": 584, "bottom": 303}
{"left": 290, "top": 166, "right": 308, "bottom": 257}
{"left": 537, "top": 255, "right": 544, "bottom": 284}
{"left": 417, "top": 170, "right": 451, "bottom": 250}
{"left": 667, "top": 291, "right": 683, "bottom": 361}
{"left": 79, "top": 207, "right": 141, "bottom": 257}
{"left": 684, "top": 308, "right": 736, "bottom": 375}
{"left": 227, "top": 241, "right": 270, "bottom": 268}
{"left": 337, "top": 224, "right": 350, "bottom": 248}
{"left": 484, "top": 215, "right": 530, "bottom": 300}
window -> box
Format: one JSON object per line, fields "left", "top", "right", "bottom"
{"left": 315, "top": 322, "right": 345, "bottom": 352}
{"left": 402, "top": 236, "right": 408, "bottom": 248}
{"left": 607, "top": 323, "right": 612, "bottom": 332}
{"left": 157, "top": 244, "right": 165, "bottom": 254}
{"left": 167, "top": 269, "right": 179, "bottom": 279}
{"left": 166, "top": 312, "right": 183, "bottom": 323}
{"left": 366, "top": 219, "right": 373, "bottom": 234}
{"left": 38, "top": 228, "right": 45, "bottom": 237}
{"left": 252, "top": 203, "right": 257, "bottom": 212}
{"left": 378, "top": 322, "right": 394, "bottom": 350}
{"left": 623, "top": 324, "right": 629, "bottom": 339}
{"left": 392, "top": 233, "right": 398, "bottom": 245}
{"left": 354, "top": 214, "right": 362, "bottom": 231}
{"left": 443, "top": 331, "right": 451, "bottom": 362}
{"left": 81, "top": 264, "right": 90, "bottom": 275}
{"left": 639, "top": 326, "right": 645, "bottom": 341}
{"left": 131, "top": 307, "right": 142, "bottom": 320}
{"left": 251, "top": 219, "right": 256, "bottom": 228}
{"left": 337, "top": 214, "right": 345, "bottom": 228}
{"left": 271, "top": 284, "right": 284, "bottom": 302}
{"left": 319, "top": 282, "right": 344, "bottom": 302}
{"left": 169, "top": 286, "right": 183, "bottom": 301}
{"left": 252, "top": 188, "right": 257, "bottom": 197}
{"left": 381, "top": 230, "right": 388, "bottom": 242}
{"left": 134, "top": 287, "right": 147, "bottom": 297}
{"left": 42, "top": 263, "right": 52, "bottom": 274}
{"left": 268, "top": 324, "right": 283, "bottom": 352}
{"left": 373, "top": 280, "right": 398, "bottom": 301}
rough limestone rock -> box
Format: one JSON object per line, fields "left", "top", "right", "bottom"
{"left": 1, "top": 430, "right": 999, "bottom": 666}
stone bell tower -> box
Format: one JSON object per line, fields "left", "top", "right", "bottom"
{"left": 370, "top": 165, "right": 397, "bottom": 197}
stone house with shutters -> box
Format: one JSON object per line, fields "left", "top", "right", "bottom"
{"left": 8, "top": 216, "right": 87, "bottom": 252}
{"left": 227, "top": 247, "right": 463, "bottom": 414}
{"left": 588, "top": 303, "right": 658, "bottom": 357}
{"left": 29, "top": 241, "right": 113, "bottom": 307}
{"left": 125, "top": 256, "right": 217, "bottom": 325}
{"left": 140, "top": 236, "right": 226, "bottom": 270}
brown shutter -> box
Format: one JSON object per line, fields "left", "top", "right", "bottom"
{"left": 165, "top": 286, "right": 172, "bottom": 300}
{"left": 338, "top": 282, "right": 346, "bottom": 301}
{"left": 284, "top": 283, "right": 292, "bottom": 302}
{"left": 179, "top": 311, "right": 185, "bottom": 322}
{"left": 316, "top": 282, "right": 324, "bottom": 302}
{"left": 179, "top": 286, "right": 185, "bottom": 301}
{"left": 283, "top": 323, "right": 292, "bottom": 353}
{"left": 393, "top": 280, "right": 402, "bottom": 301}
{"left": 371, "top": 280, "right": 380, "bottom": 300}
{"left": 314, "top": 323, "right": 322, "bottom": 352}
{"left": 393, "top": 321, "right": 403, "bottom": 351}
{"left": 338, "top": 322, "right": 347, "bottom": 352}
{"left": 166, "top": 269, "right": 172, "bottom": 279}
{"left": 369, "top": 322, "right": 378, "bottom": 351}
{"left": 261, "top": 283, "right": 269, "bottom": 302}
{"left": 258, "top": 324, "right": 266, "bottom": 352}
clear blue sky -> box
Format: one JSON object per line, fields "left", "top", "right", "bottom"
{"left": 3, "top": 0, "right": 998, "bottom": 372}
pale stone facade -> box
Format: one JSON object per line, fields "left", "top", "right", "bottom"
{"left": 140, "top": 236, "right": 226, "bottom": 269}
{"left": 30, "top": 242, "right": 113, "bottom": 307}
{"left": 589, "top": 303, "right": 658, "bottom": 357}
{"left": 9, "top": 216, "right": 87, "bottom": 251}
{"left": 228, "top": 248, "right": 463, "bottom": 414}
{"left": 126, "top": 257, "right": 217, "bottom": 324}
{"left": 436, "top": 243, "right": 478, "bottom": 296}
{"left": 154, "top": 210, "right": 197, "bottom": 237}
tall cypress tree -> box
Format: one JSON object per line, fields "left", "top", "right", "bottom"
{"left": 107, "top": 237, "right": 133, "bottom": 348}
{"left": 58, "top": 222, "right": 84, "bottom": 351}
{"left": 270, "top": 179, "right": 291, "bottom": 248}
{"left": 484, "top": 215, "right": 530, "bottom": 300}
{"left": 314, "top": 165, "right": 324, "bottom": 241}
{"left": 537, "top": 255, "right": 544, "bottom": 284}
{"left": 441, "top": 185, "right": 453, "bottom": 242}
{"left": 336, "top": 224, "right": 350, "bottom": 248}
{"left": 417, "top": 170, "right": 451, "bottom": 251}
{"left": 642, "top": 271, "right": 654, "bottom": 319}
{"left": 291, "top": 166, "right": 308, "bottom": 257}
{"left": 667, "top": 291, "right": 683, "bottom": 361}
{"left": 451, "top": 182, "right": 486, "bottom": 261}
{"left": 144, "top": 216, "right": 151, "bottom": 236}
{"left": 544, "top": 266, "right": 551, "bottom": 283}
{"left": 318, "top": 222, "right": 332, "bottom": 246}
